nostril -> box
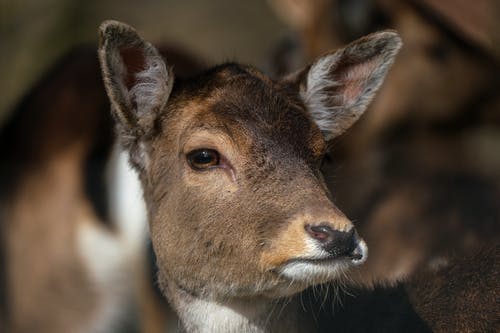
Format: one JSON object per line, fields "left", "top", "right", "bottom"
{"left": 306, "top": 224, "right": 358, "bottom": 258}
{"left": 329, "top": 228, "right": 357, "bottom": 257}
{"left": 305, "top": 224, "right": 334, "bottom": 243}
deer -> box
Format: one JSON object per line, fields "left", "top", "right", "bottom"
{"left": 97, "top": 20, "right": 401, "bottom": 332}
{"left": 1, "top": 44, "right": 201, "bottom": 332}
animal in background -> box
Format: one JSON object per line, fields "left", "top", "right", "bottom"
{"left": 0, "top": 44, "right": 202, "bottom": 332}
{"left": 269, "top": 0, "right": 500, "bottom": 286}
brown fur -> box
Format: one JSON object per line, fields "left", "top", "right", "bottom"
{"left": 313, "top": 246, "right": 500, "bottom": 332}
{"left": 1, "top": 44, "right": 203, "bottom": 332}
{"left": 7, "top": 152, "right": 99, "bottom": 333}
{"left": 1, "top": 48, "right": 111, "bottom": 333}
{"left": 268, "top": 0, "right": 342, "bottom": 61}
{"left": 148, "top": 63, "right": 346, "bottom": 297}
{"left": 407, "top": 245, "right": 500, "bottom": 332}
{"left": 331, "top": 10, "right": 500, "bottom": 280}
{"left": 98, "top": 20, "right": 400, "bottom": 332}
{"left": 270, "top": 0, "right": 500, "bottom": 285}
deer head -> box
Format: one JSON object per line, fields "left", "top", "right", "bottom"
{"left": 98, "top": 20, "right": 401, "bottom": 330}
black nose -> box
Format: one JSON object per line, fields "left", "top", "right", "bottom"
{"left": 305, "top": 224, "right": 358, "bottom": 258}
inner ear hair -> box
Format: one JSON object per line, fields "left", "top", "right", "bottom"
{"left": 98, "top": 20, "right": 173, "bottom": 138}
{"left": 290, "top": 30, "right": 402, "bottom": 141}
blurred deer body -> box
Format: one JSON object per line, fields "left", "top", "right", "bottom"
{"left": 269, "top": 0, "right": 500, "bottom": 286}
{"left": 75, "top": 146, "right": 148, "bottom": 333}
{"left": 2, "top": 49, "right": 146, "bottom": 332}
{"left": 98, "top": 21, "right": 401, "bottom": 332}
{"left": 1, "top": 45, "right": 202, "bottom": 332}
{"left": 314, "top": 244, "right": 500, "bottom": 333}
{"left": 333, "top": 1, "right": 500, "bottom": 285}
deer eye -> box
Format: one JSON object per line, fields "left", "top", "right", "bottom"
{"left": 187, "top": 149, "right": 220, "bottom": 170}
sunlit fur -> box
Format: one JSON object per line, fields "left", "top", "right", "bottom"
{"left": 98, "top": 20, "right": 400, "bottom": 332}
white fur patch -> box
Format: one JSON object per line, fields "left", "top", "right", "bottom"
{"left": 106, "top": 144, "right": 148, "bottom": 250}
{"left": 76, "top": 144, "right": 149, "bottom": 333}
{"left": 174, "top": 291, "right": 311, "bottom": 333}
{"left": 278, "top": 231, "right": 368, "bottom": 282}
{"left": 352, "top": 238, "right": 368, "bottom": 265}
{"left": 180, "top": 298, "right": 268, "bottom": 333}
{"left": 279, "top": 261, "right": 349, "bottom": 283}
{"left": 77, "top": 214, "right": 133, "bottom": 333}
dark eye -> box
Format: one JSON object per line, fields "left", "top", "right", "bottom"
{"left": 186, "top": 149, "right": 220, "bottom": 171}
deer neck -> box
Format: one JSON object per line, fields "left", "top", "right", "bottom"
{"left": 167, "top": 283, "right": 311, "bottom": 333}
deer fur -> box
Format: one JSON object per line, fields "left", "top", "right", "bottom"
{"left": 98, "top": 20, "right": 401, "bottom": 332}
{"left": 313, "top": 245, "right": 500, "bottom": 332}
{"left": 1, "top": 45, "right": 202, "bottom": 333}
{"left": 270, "top": 0, "right": 500, "bottom": 288}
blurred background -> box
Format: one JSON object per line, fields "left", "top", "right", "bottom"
{"left": 1, "top": 0, "right": 499, "bottom": 332}
{"left": 0, "top": 0, "right": 288, "bottom": 124}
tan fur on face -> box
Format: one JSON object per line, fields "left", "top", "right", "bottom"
{"left": 260, "top": 220, "right": 309, "bottom": 269}
{"left": 260, "top": 210, "right": 354, "bottom": 269}
{"left": 98, "top": 22, "right": 397, "bottom": 306}
{"left": 145, "top": 86, "right": 354, "bottom": 298}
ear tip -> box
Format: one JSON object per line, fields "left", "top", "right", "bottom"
{"left": 98, "top": 20, "right": 138, "bottom": 47}
{"left": 373, "top": 30, "right": 403, "bottom": 51}
{"left": 99, "top": 20, "right": 133, "bottom": 36}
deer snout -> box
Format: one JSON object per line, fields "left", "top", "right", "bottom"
{"left": 305, "top": 224, "right": 368, "bottom": 265}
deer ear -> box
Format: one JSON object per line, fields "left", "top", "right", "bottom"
{"left": 98, "top": 20, "right": 173, "bottom": 168}
{"left": 289, "top": 31, "right": 402, "bottom": 141}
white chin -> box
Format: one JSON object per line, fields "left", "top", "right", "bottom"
{"left": 279, "top": 260, "right": 349, "bottom": 283}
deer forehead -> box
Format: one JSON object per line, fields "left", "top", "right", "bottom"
{"left": 160, "top": 65, "right": 326, "bottom": 162}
